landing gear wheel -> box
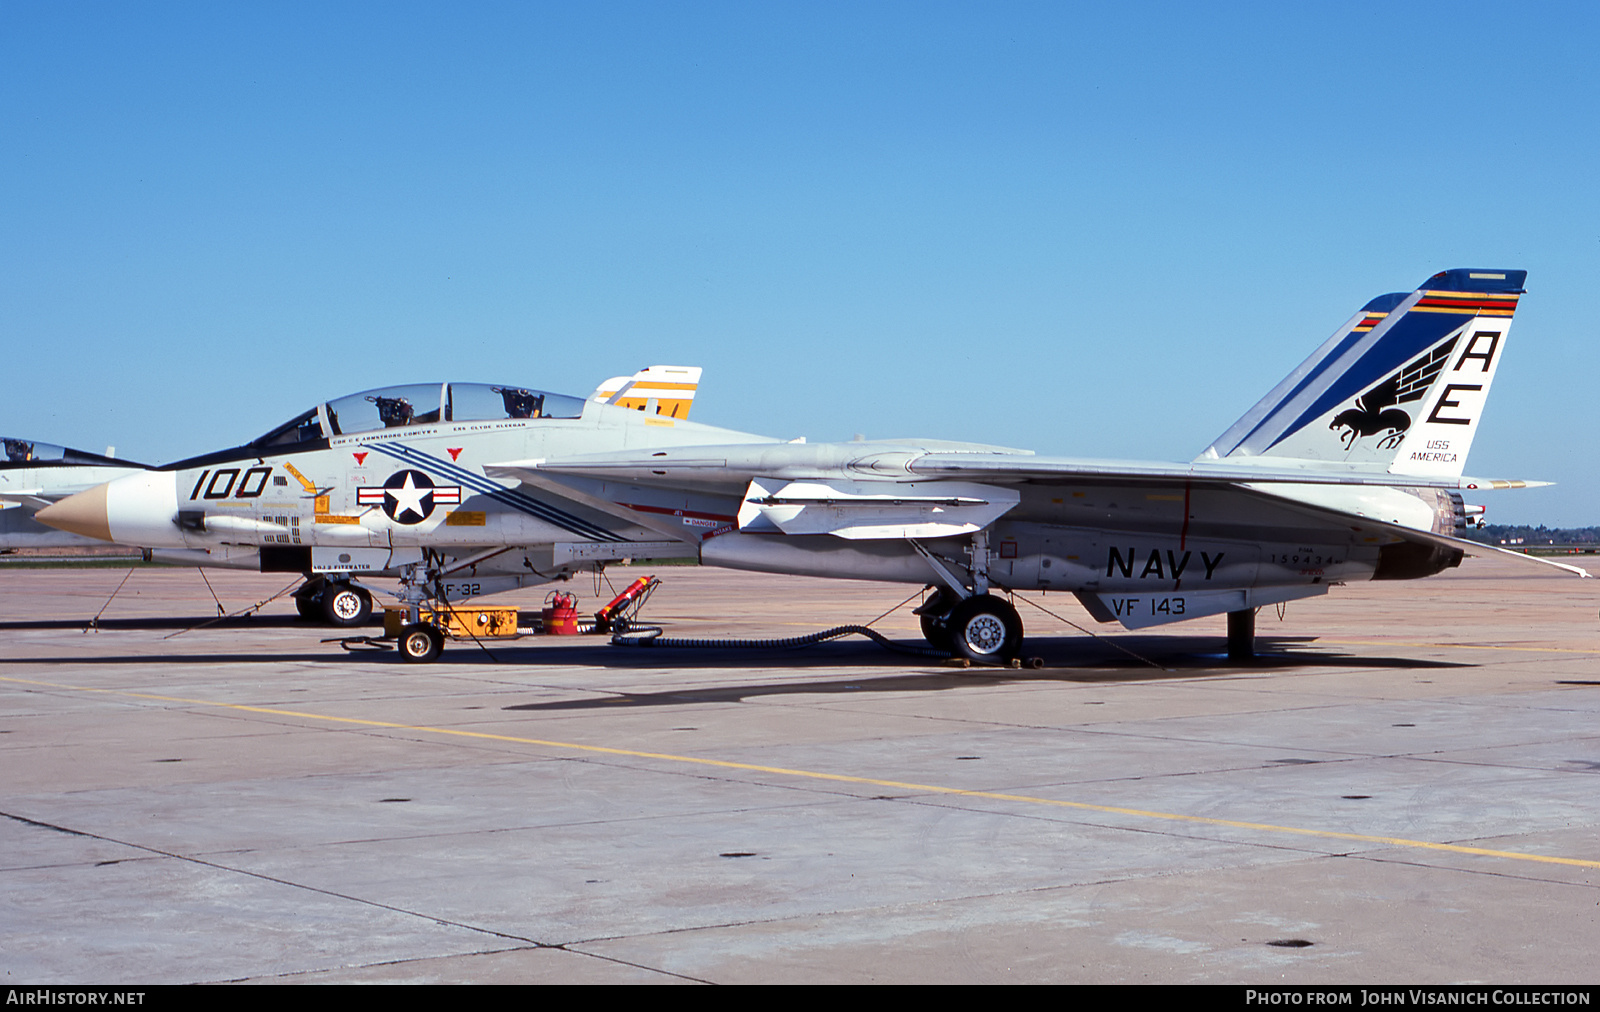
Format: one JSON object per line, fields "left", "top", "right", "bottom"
{"left": 946, "top": 595, "right": 1023, "bottom": 664}
{"left": 916, "top": 586, "right": 956, "bottom": 652}
{"left": 321, "top": 584, "right": 372, "bottom": 627}
{"left": 293, "top": 577, "right": 326, "bottom": 621}
{"left": 398, "top": 623, "right": 443, "bottom": 663}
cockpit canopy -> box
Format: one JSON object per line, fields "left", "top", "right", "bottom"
{"left": 250, "top": 382, "right": 586, "bottom": 451}
{"left": 1, "top": 437, "right": 136, "bottom": 468}
{"left": 158, "top": 381, "right": 593, "bottom": 471}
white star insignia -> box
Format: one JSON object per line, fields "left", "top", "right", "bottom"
{"left": 385, "top": 473, "right": 432, "bottom": 521}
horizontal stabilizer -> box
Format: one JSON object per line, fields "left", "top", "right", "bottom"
{"left": 1458, "top": 542, "right": 1592, "bottom": 578}
{"left": 1239, "top": 485, "right": 1591, "bottom": 578}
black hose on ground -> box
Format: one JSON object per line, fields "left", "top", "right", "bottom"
{"left": 611, "top": 624, "right": 952, "bottom": 659}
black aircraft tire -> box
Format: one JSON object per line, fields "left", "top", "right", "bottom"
{"left": 293, "top": 577, "right": 326, "bottom": 621}
{"left": 947, "top": 595, "right": 1023, "bottom": 663}
{"left": 920, "top": 611, "right": 954, "bottom": 652}
{"left": 321, "top": 585, "right": 373, "bottom": 627}
{"left": 399, "top": 624, "right": 443, "bottom": 663}
{"left": 917, "top": 586, "right": 957, "bottom": 652}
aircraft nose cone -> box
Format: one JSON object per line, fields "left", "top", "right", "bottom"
{"left": 35, "top": 484, "right": 114, "bottom": 542}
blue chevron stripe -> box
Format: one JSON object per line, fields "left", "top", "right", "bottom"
{"left": 363, "top": 441, "right": 627, "bottom": 542}
{"left": 1231, "top": 329, "right": 1366, "bottom": 451}
{"left": 373, "top": 442, "right": 624, "bottom": 542}
{"left": 373, "top": 443, "right": 626, "bottom": 542}
{"left": 1264, "top": 309, "right": 1466, "bottom": 451}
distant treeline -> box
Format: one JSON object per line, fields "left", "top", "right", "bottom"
{"left": 1462, "top": 524, "right": 1600, "bottom": 545}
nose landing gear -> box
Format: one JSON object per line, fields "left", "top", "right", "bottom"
{"left": 398, "top": 623, "right": 444, "bottom": 663}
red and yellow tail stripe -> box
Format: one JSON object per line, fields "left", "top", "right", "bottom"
{"left": 1412, "top": 290, "right": 1520, "bottom": 316}
{"left": 1351, "top": 311, "right": 1389, "bottom": 333}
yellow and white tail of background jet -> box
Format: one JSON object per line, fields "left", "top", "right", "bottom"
{"left": 589, "top": 365, "right": 702, "bottom": 419}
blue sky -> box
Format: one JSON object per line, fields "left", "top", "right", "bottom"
{"left": 4, "top": 2, "right": 1597, "bottom": 524}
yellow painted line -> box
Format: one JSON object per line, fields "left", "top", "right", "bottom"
{"left": 3, "top": 673, "right": 1597, "bottom": 871}
{"left": 1319, "top": 638, "right": 1600, "bottom": 656}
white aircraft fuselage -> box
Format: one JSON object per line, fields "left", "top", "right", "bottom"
{"left": 39, "top": 269, "right": 1574, "bottom": 662}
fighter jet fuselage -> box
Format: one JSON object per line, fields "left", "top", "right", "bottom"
{"left": 38, "top": 269, "right": 1572, "bottom": 662}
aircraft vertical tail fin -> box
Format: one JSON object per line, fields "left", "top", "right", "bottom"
{"left": 1202, "top": 292, "right": 1409, "bottom": 463}
{"left": 1199, "top": 269, "right": 1525, "bottom": 478}
{"left": 589, "top": 365, "right": 703, "bottom": 419}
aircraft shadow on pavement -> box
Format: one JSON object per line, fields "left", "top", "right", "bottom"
{"left": 0, "top": 615, "right": 311, "bottom": 632}
{"left": 2, "top": 629, "right": 1472, "bottom": 682}
{"left": 491, "top": 634, "right": 1468, "bottom": 710}
{"left": 501, "top": 634, "right": 1469, "bottom": 669}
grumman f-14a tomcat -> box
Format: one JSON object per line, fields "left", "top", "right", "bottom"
{"left": 39, "top": 268, "right": 1583, "bottom": 663}
{"left": 8, "top": 366, "right": 700, "bottom": 627}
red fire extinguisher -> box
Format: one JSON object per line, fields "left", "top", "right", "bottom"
{"left": 541, "top": 592, "right": 580, "bottom": 635}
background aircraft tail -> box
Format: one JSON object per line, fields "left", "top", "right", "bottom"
{"left": 1199, "top": 269, "right": 1525, "bottom": 478}
{"left": 589, "top": 365, "right": 703, "bottom": 419}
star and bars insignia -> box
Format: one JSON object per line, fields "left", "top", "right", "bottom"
{"left": 357, "top": 469, "right": 462, "bottom": 525}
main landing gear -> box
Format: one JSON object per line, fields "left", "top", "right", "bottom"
{"left": 949, "top": 594, "right": 1023, "bottom": 663}
{"left": 918, "top": 591, "right": 1024, "bottom": 663}
{"left": 910, "top": 531, "right": 1026, "bottom": 664}
{"left": 294, "top": 577, "right": 374, "bottom": 627}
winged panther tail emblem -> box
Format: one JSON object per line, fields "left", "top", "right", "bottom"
{"left": 1330, "top": 336, "right": 1457, "bottom": 449}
